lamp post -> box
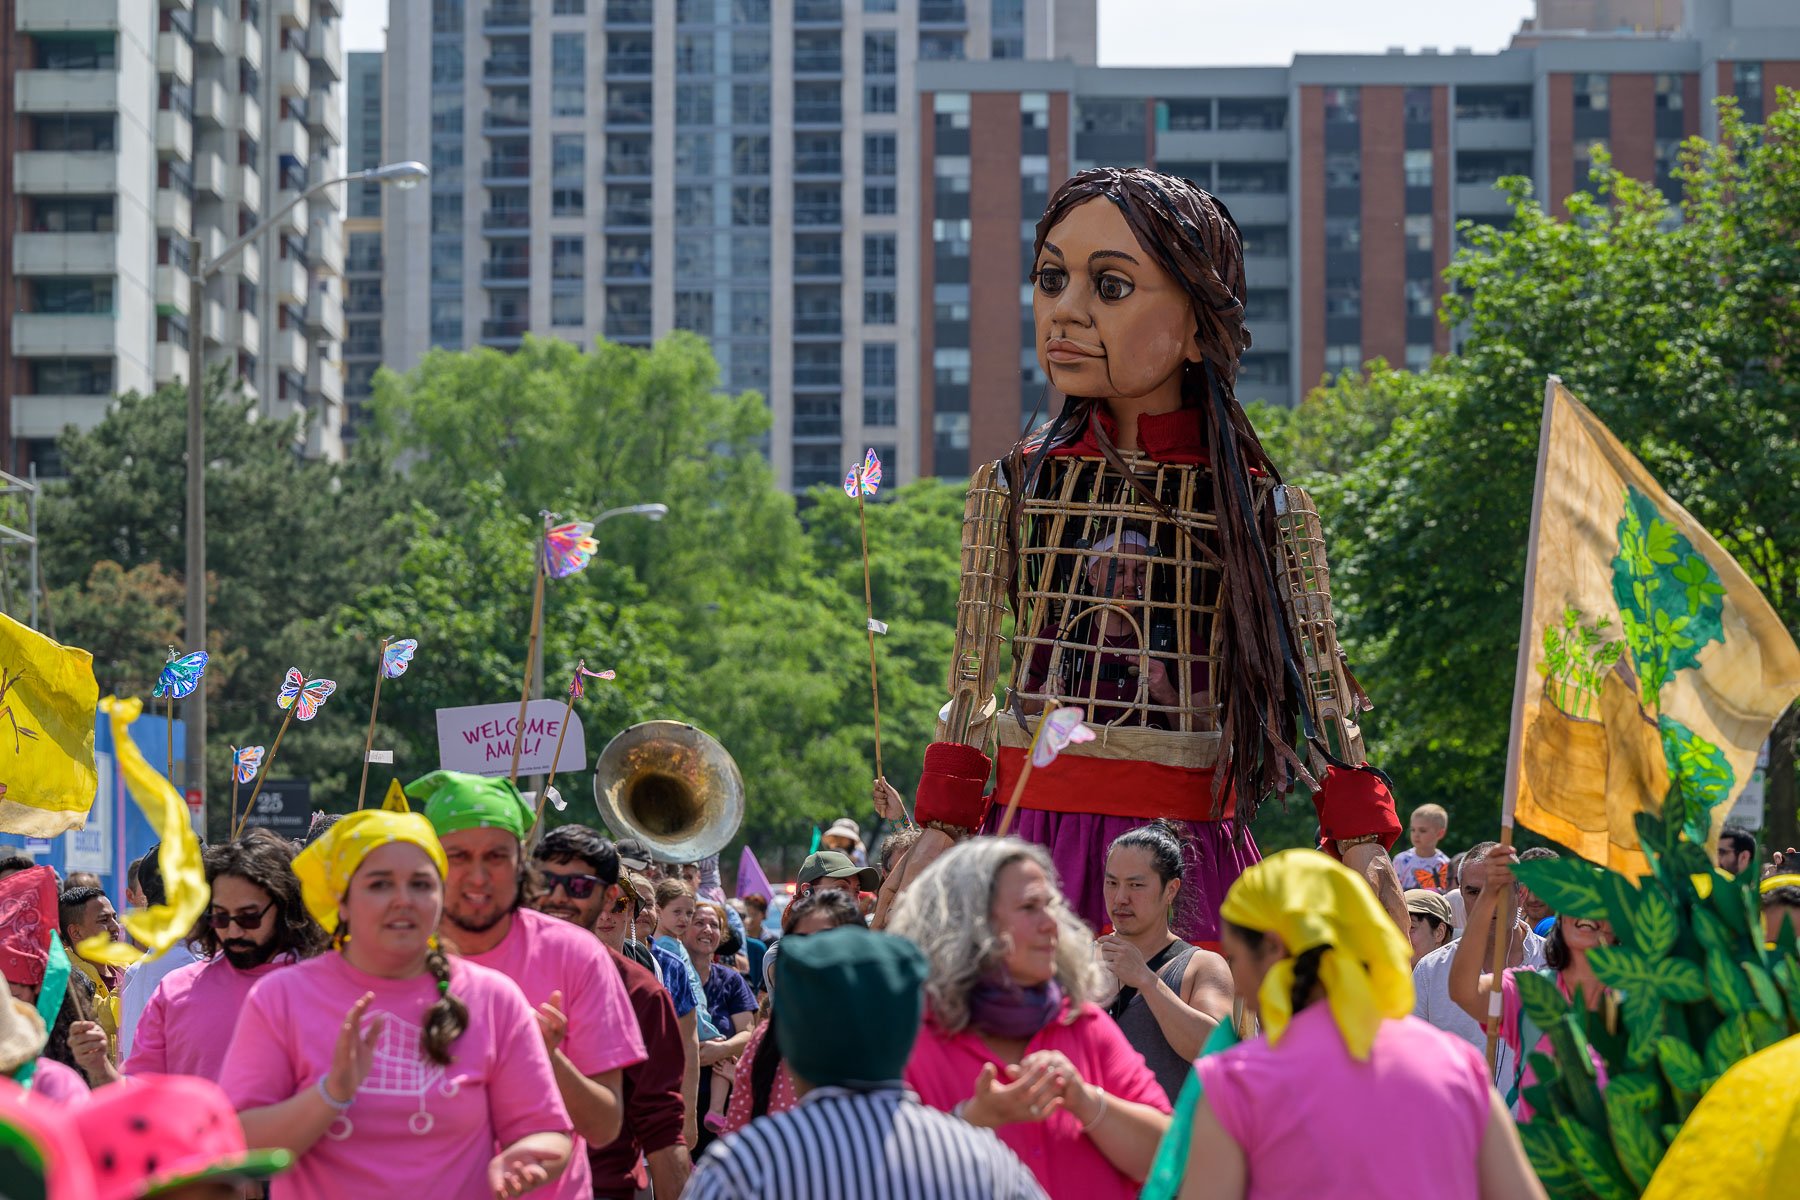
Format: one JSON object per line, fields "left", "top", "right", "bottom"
{"left": 184, "top": 161, "right": 430, "bottom": 835}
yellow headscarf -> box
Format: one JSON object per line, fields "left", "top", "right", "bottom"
{"left": 291, "top": 811, "right": 449, "bottom": 934}
{"left": 1219, "top": 848, "right": 1414, "bottom": 1060}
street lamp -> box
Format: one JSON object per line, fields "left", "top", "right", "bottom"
{"left": 184, "top": 161, "right": 430, "bottom": 832}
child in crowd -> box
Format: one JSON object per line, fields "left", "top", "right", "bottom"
{"left": 1391, "top": 803, "right": 1451, "bottom": 892}
{"left": 1760, "top": 872, "right": 1800, "bottom": 946}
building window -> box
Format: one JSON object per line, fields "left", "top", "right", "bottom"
{"left": 677, "top": 84, "right": 715, "bottom": 127}
{"left": 554, "top": 187, "right": 585, "bottom": 217}
{"left": 732, "top": 83, "right": 771, "bottom": 123}
{"left": 1324, "top": 215, "right": 1360, "bottom": 252}
{"left": 920, "top": 33, "right": 965, "bottom": 61}
{"left": 1218, "top": 96, "right": 1286, "bottom": 131}
{"left": 795, "top": 82, "right": 841, "bottom": 125}
{"left": 1323, "top": 86, "right": 1359, "bottom": 123}
{"left": 863, "top": 184, "right": 896, "bottom": 215}
{"left": 864, "top": 288, "right": 896, "bottom": 324}
{"left": 1654, "top": 73, "right": 1684, "bottom": 111}
{"left": 1573, "top": 74, "right": 1609, "bottom": 111}
{"left": 1324, "top": 344, "right": 1360, "bottom": 371}
{"left": 1162, "top": 98, "right": 1212, "bottom": 132}
{"left": 732, "top": 185, "right": 770, "bottom": 226}
{"left": 864, "top": 342, "right": 897, "bottom": 389}
{"left": 864, "top": 82, "right": 897, "bottom": 114}
{"left": 675, "top": 290, "right": 713, "bottom": 332}
{"left": 932, "top": 217, "right": 972, "bottom": 255}
{"left": 677, "top": 185, "right": 715, "bottom": 225}
{"left": 794, "top": 344, "right": 840, "bottom": 388}
{"left": 933, "top": 282, "right": 969, "bottom": 323}
{"left": 864, "top": 30, "right": 897, "bottom": 75}
{"left": 1405, "top": 343, "right": 1432, "bottom": 371}
{"left": 732, "top": 135, "right": 771, "bottom": 177}
{"left": 732, "top": 32, "right": 771, "bottom": 75}
{"left": 552, "top": 237, "right": 584, "bottom": 281}
{"left": 1022, "top": 91, "right": 1050, "bottom": 130}
{"left": 864, "top": 233, "right": 897, "bottom": 278}
{"left": 934, "top": 92, "right": 971, "bottom": 130}
{"left": 731, "top": 290, "right": 769, "bottom": 336}
{"left": 1404, "top": 150, "right": 1432, "bottom": 187}
{"left": 1405, "top": 279, "right": 1433, "bottom": 317}
{"left": 1218, "top": 162, "right": 1287, "bottom": 195}
{"left": 1324, "top": 280, "right": 1359, "bottom": 319}
{"left": 934, "top": 156, "right": 971, "bottom": 194}
{"left": 1403, "top": 213, "right": 1432, "bottom": 252}
{"left": 554, "top": 134, "right": 586, "bottom": 179}
{"left": 731, "top": 234, "right": 769, "bottom": 275}
{"left": 933, "top": 347, "right": 971, "bottom": 387}
{"left": 1323, "top": 153, "right": 1360, "bottom": 189}
{"left": 552, "top": 291, "right": 584, "bottom": 326}
{"left": 1238, "top": 225, "right": 1288, "bottom": 257}
{"left": 677, "top": 234, "right": 714, "bottom": 275}
{"left": 865, "top": 133, "right": 897, "bottom": 177}
{"left": 676, "top": 32, "right": 713, "bottom": 75}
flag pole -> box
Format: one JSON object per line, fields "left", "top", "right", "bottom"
{"left": 356, "top": 638, "right": 389, "bottom": 810}
{"left": 856, "top": 480, "right": 884, "bottom": 782}
{"left": 510, "top": 521, "right": 551, "bottom": 785}
{"left": 1486, "top": 376, "right": 1561, "bottom": 1072}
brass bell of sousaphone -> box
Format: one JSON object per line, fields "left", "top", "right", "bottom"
{"left": 593, "top": 720, "right": 744, "bottom": 863}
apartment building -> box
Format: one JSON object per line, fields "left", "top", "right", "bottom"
{"left": 2, "top": 0, "right": 348, "bottom": 475}
{"left": 343, "top": 47, "right": 382, "bottom": 430}
{"left": 916, "top": 0, "right": 1800, "bottom": 475}
{"left": 380, "top": 0, "right": 1096, "bottom": 492}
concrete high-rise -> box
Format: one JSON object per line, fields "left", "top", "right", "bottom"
{"left": 343, "top": 47, "right": 383, "bottom": 433}
{"left": 380, "top": 0, "right": 1096, "bottom": 492}
{"left": 916, "top": 0, "right": 1800, "bottom": 474}
{"left": 3, "top": 0, "right": 349, "bottom": 475}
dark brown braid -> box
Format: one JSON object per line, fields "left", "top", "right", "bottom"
{"left": 1007, "top": 167, "right": 1309, "bottom": 821}
{"left": 421, "top": 947, "right": 468, "bottom": 1065}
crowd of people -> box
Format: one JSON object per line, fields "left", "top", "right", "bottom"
{"left": 5, "top": 782, "right": 1800, "bottom": 1200}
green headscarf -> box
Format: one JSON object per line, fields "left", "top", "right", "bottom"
{"left": 409, "top": 770, "right": 535, "bottom": 841}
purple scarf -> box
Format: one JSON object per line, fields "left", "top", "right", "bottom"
{"left": 968, "top": 975, "right": 1064, "bottom": 1040}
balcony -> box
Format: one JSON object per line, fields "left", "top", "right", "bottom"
{"left": 270, "top": 324, "right": 306, "bottom": 370}
{"left": 794, "top": 52, "right": 842, "bottom": 76}
{"left": 156, "top": 110, "right": 193, "bottom": 160}
{"left": 13, "top": 232, "right": 116, "bottom": 275}
{"left": 202, "top": 298, "right": 225, "bottom": 346}
{"left": 239, "top": 163, "right": 262, "bottom": 211}
{"left": 276, "top": 0, "right": 310, "bottom": 26}
{"left": 307, "top": 354, "right": 344, "bottom": 406}
{"left": 306, "top": 17, "right": 342, "bottom": 79}
{"left": 305, "top": 288, "right": 345, "bottom": 340}
{"left": 603, "top": 0, "right": 653, "bottom": 23}
{"left": 307, "top": 220, "right": 344, "bottom": 277}
{"left": 1455, "top": 117, "right": 1533, "bottom": 152}
{"left": 918, "top": 1, "right": 966, "bottom": 24}
{"left": 193, "top": 149, "right": 226, "bottom": 198}
{"left": 11, "top": 394, "right": 111, "bottom": 440}
{"left": 240, "top": 91, "right": 263, "bottom": 142}
{"left": 306, "top": 85, "right": 344, "bottom": 145}
{"left": 236, "top": 308, "right": 261, "bottom": 357}
{"left": 1455, "top": 181, "right": 1513, "bottom": 217}
{"left": 275, "top": 186, "right": 310, "bottom": 236}
{"left": 314, "top": 0, "right": 341, "bottom": 15}
{"left": 794, "top": 0, "right": 845, "bottom": 23}
{"left": 605, "top": 53, "right": 654, "bottom": 77}
{"left": 794, "top": 313, "right": 843, "bottom": 337}
{"left": 482, "top": 208, "right": 531, "bottom": 236}
{"left": 482, "top": 157, "right": 532, "bottom": 183}
{"left": 273, "top": 254, "right": 308, "bottom": 303}
{"left": 343, "top": 332, "right": 382, "bottom": 358}
{"left": 243, "top": 15, "right": 263, "bottom": 66}
{"left": 240, "top": 240, "right": 262, "bottom": 286}
{"left": 157, "top": 31, "right": 195, "bottom": 83}
{"left": 11, "top": 312, "right": 118, "bottom": 357}
{"left": 482, "top": 107, "right": 531, "bottom": 136}
{"left": 793, "top": 255, "right": 842, "bottom": 280}
{"left": 155, "top": 343, "right": 189, "bottom": 388}
{"left": 156, "top": 264, "right": 188, "bottom": 313}
{"left": 156, "top": 187, "right": 192, "bottom": 236}
{"left": 794, "top": 102, "right": 842, "bottom": 127}
{"left": 484, "top": 2, "right": 532, "bottom": 31}
{"left": 193, "top": 3, "right": 230, "bottom": 53}
{"left": 481, "top": 316, "right": 529, "bottom": 344}
{"left": 484, "top": 57, "right": 532, "bottom": 85}
{"left": 15, "top": 70, "right": 120, "bottom": 114}
{"left": 194, "top": 77, "right": 228, "bottom": 126}
{"left": 276, "top": 117, "right": 310, "bottom": 165}
{"left": 482, "top": 259, "right": 531, "bottom": 286}
{"left": 277, "top": 47, "right": 310, "bottom": 99}
{"left": 13, "top": 150, "right": 115, "bottom": 194}
{"left": 15, "top": 0, "right": 121, "bottom": 31}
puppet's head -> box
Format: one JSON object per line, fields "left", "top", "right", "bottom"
{"left": 1029, "top": 167, "right": 1250, "bottom": 407}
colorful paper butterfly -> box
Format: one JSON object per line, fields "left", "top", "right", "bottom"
{"left": 1031, "top": 706, "right": 1096, "bottom": 769}
{"left": 152, "top": 650, "right": 209, "bottom": 700}
{"left": 569, "top": 664, "right": 617, "bottom": 700}
{"left": 843, "top": 447, "right": 883, "bottom": 498}
{"left": 543, "top": 521, "right": 600, "bottom": 579}
{"left": 231, "top": 745, "right": 265, "bottom": 785}
{"left": 276, "top": 668, "right": 338, "bottom": 722}
{"left": 381, "top": 638, "right": 419, "bottom": 679}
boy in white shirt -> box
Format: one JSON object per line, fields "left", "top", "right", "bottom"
{"left": 1391, "top": 803, "right": 1451, "bottom": 892}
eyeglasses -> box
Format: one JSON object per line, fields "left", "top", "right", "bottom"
{"left": 605, "top": 896, "right": 630, "bottom": 916}
{"left": 542, "top": 870, "right": 602, "bottom": 900}
{"left": 206, "top": 899, "right": 277, "bottom": 931}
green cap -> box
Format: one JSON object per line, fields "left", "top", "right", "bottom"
{"left": 796, "top": 850, "right": 880, "bottom": 892}
{"left": 773, "top": 928, "right": 926, "bottom": 1089}
{"left": 409, "top": 770, "right": 535, "bottom": 841}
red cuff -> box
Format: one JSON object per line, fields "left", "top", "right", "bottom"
{"left": 1311, "top": 765, "right": 1401, "bottom": 853}
{"left": 915, "top": 741, "right": 993, "bottom": 831}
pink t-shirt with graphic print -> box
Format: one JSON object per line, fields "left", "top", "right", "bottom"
{"left": 465, "top": 907, "right": 648, "bottom": 1200}
{"left": 220, "top": 951, "right": 571, "bottom": 1200}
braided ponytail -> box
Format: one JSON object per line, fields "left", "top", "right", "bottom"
{"left": 422, "top": 947, "right": 469, "bottom": 1065}
{"left": 1288, "top": 944, "right": 1329, "bottom": 1017}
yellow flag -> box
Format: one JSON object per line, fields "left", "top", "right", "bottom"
{"left": 1506, "top": 379, "right": 1800, "bottom": 874}
{"left": 0, "top": 612, "right": 99, "bottom": 837}
{"left": 78, "top": 697, "right": 209, "bottom": 968}
{"left": 381, "top": 778, "right": 411, "bottom": 812}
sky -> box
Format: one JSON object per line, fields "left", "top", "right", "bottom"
{"left": 342, "top": 1, "right": 1540, "bottom": 63}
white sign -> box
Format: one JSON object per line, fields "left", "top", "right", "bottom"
{"left": 435, "top": 700, "right": 586, "bottom": 778}
{"left": 1727, "top": 740, "right": 1770, "bottom": 830}
{"left": 66, "top": 753, "right": 112, "bottom": 875}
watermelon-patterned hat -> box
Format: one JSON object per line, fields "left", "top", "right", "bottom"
{"left": 76, "top": 1075, "right": 290, "bottom": 1200}
{"left": 0, "top": 1075, "right": 96, "bottom": 1199}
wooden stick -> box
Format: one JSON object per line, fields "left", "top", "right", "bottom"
{"left": 235, "top": 704, "right": 296, "bottom": 840}
{"left": 510, "top": 556, "right": 549, "bottom": 785}
{"left": 530, "top": 661, "right": 583, "bottom": 839}
{"left": 995, "top": 711, "right": 1057, "bottom": 838}
{"left": 356, "top": 638, "right": 389, "bottom": 810}
{"left": 1483, "top": 826, "right": 1518, "bottom": 1073}
{"left": 856, "top": 486, "right": 884, "bottom": 781}
{"left": 165, "top": 695, "right": 175, "bottom": 786}
{"left": 230, "top": 769, "right": 240, "bottom": 843}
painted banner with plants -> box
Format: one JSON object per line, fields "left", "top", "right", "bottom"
{"left": 1509, "top": 379, "right": 1800, "bottom": 875}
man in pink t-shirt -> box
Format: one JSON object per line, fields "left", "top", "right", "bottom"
{"left": 414, "top": 771, "right": 648, "bottom": 1200}
{"left": 125, "top": 831, "right": 328, "bottom": 1082}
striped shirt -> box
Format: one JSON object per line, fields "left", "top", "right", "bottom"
{"left": 687, "top": 1084, "right": 1048, "bottom": 1200}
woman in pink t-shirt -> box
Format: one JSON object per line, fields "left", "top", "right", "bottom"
{"left": 220, "top": 811, "right": 572, "bottom": 1200}
{"left": 893, "top": 838, "right": 1171, "bottom": 1200}
{"left": 1180, "top": 850, "right": 1544, "bottom": 1200}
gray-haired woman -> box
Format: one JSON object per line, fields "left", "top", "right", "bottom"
{"left": 893, "top": 838, "right": 1170, "bottom": 1200}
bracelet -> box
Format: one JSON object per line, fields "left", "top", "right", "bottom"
{"left": 316, "top": 1076, "right": 354, "bottom": 1112}
{"left": 1080, "top": 1088, "right": 1109, "bottom": 1133}
{"left": 952, "top": 1099, "right": 973, "bottom": 1123}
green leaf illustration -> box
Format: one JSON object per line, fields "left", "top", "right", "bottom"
{"left": 1656, "top": 959, "right": 1708, "bottom": 1004}
{"left": 1630, "top": 885, "right": 1680, "bottom": 960}
{"left": 1704, "top": 1013, "right": 1753, "bottom": 1076}
{"left": 1515, "top": 967, "right": 1572, "bottom": 1028}
{"left": 1656, "top": 1036, "right": 1707, "bottom": 1094}
{"left": 1612, "top": 486, "right": 1727, "bottom": 708}
{"left": 1603, "top": 1082, "right": 1667, "bottom": 1192}
{"left": 1658, "top": 716, "right": 1736, "bottom": 845}
{"left": 1558, "top": 1115, "right": 1635, "bottom": 1200}
{"left": 1518, "top": 1117, "right": 1584, "bottom": 1199}
{"left": 1513, "top": 856, "right": 1611, "bottom": 921}
{"left": 1743, "top": 961, "right": 1783, "bottom": 1020}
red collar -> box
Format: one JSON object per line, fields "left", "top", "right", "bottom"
{"left": 1043, "top": 407, "right": 1210, "bottom": 466}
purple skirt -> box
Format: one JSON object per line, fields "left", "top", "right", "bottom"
{"left": 981, "top": 807, "right": 1261, "bottom": 944}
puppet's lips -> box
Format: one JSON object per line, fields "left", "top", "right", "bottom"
{"left": 1046, "top": 338, "right": 1101, "bottom": 361}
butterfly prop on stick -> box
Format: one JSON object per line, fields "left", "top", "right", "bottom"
{"left": 229, "top": 744, "right": 265, "bottom": 837}
{"left": 151, "top": 648, "right": 208, "bottom": 784}
{"left": 235, "top": 669, "right": 337, "bottom": 838}
{"left": 995, "top": 706, "right": 1096, "bottom": 838}
{"left": 510, "top": 514, "right": 602, "bottom": 785}
{"left": 844, "top": 448, "right": 889, "bottom": 783}
{"left": 529, "top": 659, "right": 616, "bottom": 837}
{"left": 356, "top": 637, "right": 419, "bottom": 810}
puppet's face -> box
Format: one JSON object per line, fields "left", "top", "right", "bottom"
{"left": 1032, "top": 197, "right": 1201, "bottom": 403}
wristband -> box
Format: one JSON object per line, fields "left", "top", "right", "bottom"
{"left": 1080, "top": 1088, "right": 1109, "bottom": 1132}
{"left": 317, "top": 1076, "right": 354, "bottom": 1112}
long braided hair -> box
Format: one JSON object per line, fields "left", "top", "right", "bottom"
{"left": 333, "top": 921, "right": 469, "bottom": 1066}
{"left": 1007, "top": 166, "right": 1310, "bottom": 819}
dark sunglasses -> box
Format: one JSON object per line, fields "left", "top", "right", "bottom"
{"left": 542, "top": 870, "right": 602, "bottom": 900}
{"left": 206, "top": 899, "right": 276, "bottom": 931}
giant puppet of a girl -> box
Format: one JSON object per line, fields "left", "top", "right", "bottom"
{"left": 893, "top": 168, "right": 1403, "bottom": 944}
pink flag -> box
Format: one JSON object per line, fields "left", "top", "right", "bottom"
{"left": 736, "top": 845, "right": 775, "bottom": 902}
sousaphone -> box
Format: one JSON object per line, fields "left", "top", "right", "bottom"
{"left": 593, "top": 720, "right": 744, "bottom": 862}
